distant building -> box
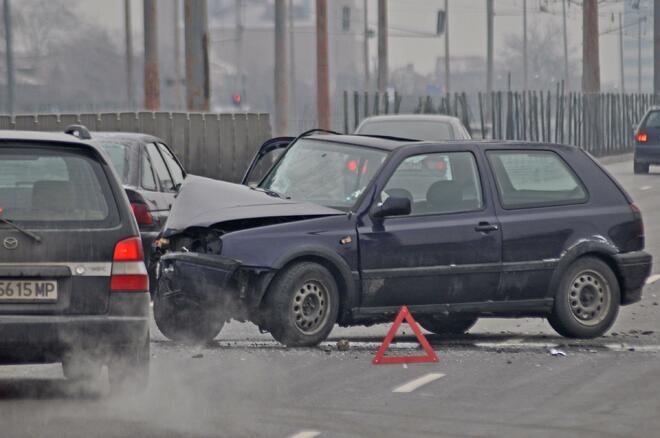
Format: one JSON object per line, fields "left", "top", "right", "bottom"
{"left": 623, "top": 0, "right": 653, "bottom": 93}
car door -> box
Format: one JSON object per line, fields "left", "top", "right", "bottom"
{"left": 357, "top": 146, "right": 502, "bottom": 308}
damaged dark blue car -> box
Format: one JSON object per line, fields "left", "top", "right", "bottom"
{"left": 153, "top": 132, "right": 652, "bottom": 347}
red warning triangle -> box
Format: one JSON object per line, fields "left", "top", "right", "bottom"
{"left": 372, "top": 305, "right": 439, "bottom": 365}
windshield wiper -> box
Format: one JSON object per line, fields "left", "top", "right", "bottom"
{"left": 251, "top": 187, "right": 291, "bottom": 199}
{"left": 0, "top": 216, "right": 42, "bottom": 244}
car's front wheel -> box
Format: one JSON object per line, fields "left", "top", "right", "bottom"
{"left": 154, "top": 276, "right": 225, "bottom": 344}
{"left": 634, "top": 161, "right": 649, "bottom": 174}
{"left": 416, "top": 315, "right": 478, "bottom": 335}
{"left": 548, "top": 257, "right": 620, "bottom": 338}
{"left": 266, "top": 262, "right": 339, "bottom": 347}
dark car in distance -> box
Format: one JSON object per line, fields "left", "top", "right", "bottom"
{"left": 634, "top": 107, "right": 660, "bottom": 174}
{"left": 153, "top": 133, "right": 652, "bottom": 347}
{"left": 0, "top": 130, "right": 149, "bottom": 389}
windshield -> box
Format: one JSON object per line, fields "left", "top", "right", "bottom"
{"left": 357, "top": 120, "right": 455, "bottom": 141}
{"left": 259, "top": 139, "right": 388, "bottom": 210}
{"left": 99, "top": 142, "right": 129, "bottom": 182}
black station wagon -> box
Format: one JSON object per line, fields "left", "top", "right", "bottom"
{"left": 153, "top": 133, "right": 652, "bottom": 347}
{"left": 0, "top": 130, "right": 150, "bottom": 389}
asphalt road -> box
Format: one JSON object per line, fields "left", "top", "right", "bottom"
{"left": 1, "top": 157, "right": 659, "bottom": 438}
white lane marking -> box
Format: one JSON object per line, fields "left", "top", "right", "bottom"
{"left": 605, "top": 344, "right": 660, "bottom": 353}
{"left": 474, "top": 341, "right": 559, "bottom": 349}
{"left": 289, "top": 431, "right": 321, "bottom": 438}
{"left": 646, "top": 274, "right": 660, "bottom": 285}
{"left": 392, "top": 373, "right": 445, "bottom": 393}
{"left": 640, "top": 185, "right": 653, "bottom": 191}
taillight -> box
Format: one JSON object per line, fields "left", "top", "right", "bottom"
{"left": 111, "top": 237, "right": 148, "bottom": 292}
{"left": 636, "top": 132, "right": 648, "bottom": 143}
{"left": 131, "top": 202, "right": 154, "bottom": 226}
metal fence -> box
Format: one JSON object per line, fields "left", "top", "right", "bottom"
{"left": 342, "top": 90, "right": 659, "bottom": 157}
{"left": 0, "top": 112, "right": 272, "bottom": 182}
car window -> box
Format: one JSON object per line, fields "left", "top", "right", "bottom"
{"left": 0, "top": 146, "right": 116, "bottom": 227}
{"left": 157, "top": 143, "right": 184, "bottom": 188}
{"left": 141, "top": 151, "right": 157, "bottom": 191}
{"left": 146, "top": 142, "right": 175, "bottom": 192}
{"left": 382, "top": 151, "right": 483, "bottom": 215}
{"left": 487, "top": 150, "right": 587, "bottom": 209}
{"left": 644, "top": 111, "right": 660, "bottom": 129}
{"left": 98, "top": 142, "right": 128, "bottom": 183}
{"left": 357, "top": 120, "right": 455, "bottom": 141}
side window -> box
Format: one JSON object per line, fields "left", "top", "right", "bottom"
{"left": 141, "top": 151, "right": 157, "bottom": 191}
{"left": 382, "top": 151, "right": 483, "bottom": 215}
{"left": 487, "top": 150, "right": 587, "bottom": 209}
{"left": 146, "top": 143, "right": 175, "bottom": 192}
{"left": 157, "top": 143, "right": 185, "bottom": 188}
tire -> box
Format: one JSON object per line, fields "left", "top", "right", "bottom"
{"left": 108, "top": 335, "right": 150, "bottom": 394}
{"left": 62, "top": 354, "right": 102, "bottom": 381}
{"left": 265, "top": 262, "right": 340, "bottom": 347}
{"left": 417, "top": 315, "right": 478, "bottom": 335}
{"left": 548, "top": 257, "right": 620, "bottom": 339}
{"left": 634, "top": 161, "right": 649, "bottom": 174}
{"left": 154, "top": 275, "right": 225, "bottom": 344}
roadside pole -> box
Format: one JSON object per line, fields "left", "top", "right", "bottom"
{"left": 523, "top": 0, "right": 528, "bottom": 90}
{"left": 174, "top": 0, "right": 182, "bottom": 109}
{"left": 486, "top": 0, "right": 494, "bottom": 95}
{"left": 562, "top": 0, "right": 569, "bottom": 89}
{"left": 316, "top": 0, "right": 330, "bottom": 130}
{"left": 639, "top": 17, "right": 644, "bottom": 93}
{"left": 274, "top": 0, "right": 288, "bottom": 136}
{"left": 124, "top": 0, "right": 134, "bottom": 109}
{"left": 143, "top": 0, "right": 160, "bottom": 110}
{"left": 184, "top": 0, "right": 210, "bottom": 111}
{"left": 3, "top": 0, "right": 14, "bottom": 115}
{"left": 444, "top": 0, "right": 450, "bottom": 94}
{"left": 363, "top": 0, "right": 370, "bottom": 89}
{"left": 582, "top": 0, "right": 600, "bottom": 92}
{"left": 620, "top": 13, "right": 626, "bottom": 93}
{"left": 377, "top": 0, "right": 388, "bottom": 93}
{"left": 655, "top": 0, "right": 660, "bottom": 96}
{"left": 288, "top": 0, "right": 297, "bottom": 123}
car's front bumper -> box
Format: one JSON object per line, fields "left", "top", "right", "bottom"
{"left": 0, "top": 293, "right": 150, "bottom": 364}
{"left": 613, "top": 250, "right": 653, "bottom": 305}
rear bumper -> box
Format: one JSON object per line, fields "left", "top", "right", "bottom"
{"left": 634, "top": 146, "right": 660, "bottom": 164}
{"left": 613, "top": 251, "right": 653, "bottom": 305}
{"left": 0, "top": 293, "right": 149, "bottom": 364}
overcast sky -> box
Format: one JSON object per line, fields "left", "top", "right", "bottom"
{"left": 77, "top": 0, "right": 644, "bottom": 89}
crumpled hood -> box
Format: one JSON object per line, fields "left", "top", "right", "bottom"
{"left": 163, "top": 175, "right": 344, "bottom": 234}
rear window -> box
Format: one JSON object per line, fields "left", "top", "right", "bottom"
{"left": 643, "top": 111, "right": 660, "bottom": 129}
{"left": 0, "top": 146, "right": 118, "bottom": 227}
{"left": 357, "top": 120, "right": 455, "bottom": 141}
{"left": 487, "top": 150, "right": 587, "bottom": 209}
{"left": 99, "top": 142, "right": 128, "bottom": 182}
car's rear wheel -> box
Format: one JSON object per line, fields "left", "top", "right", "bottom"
{"left": 548, "top": 257, "right": 620, "bottom": 338}
{"left": 108, "top": 335, "right": 150, "bottom": 394}
{"left": 634, "top": 161, "right": 649, "bottom": 174}
{"left": 154, "top": 276, "right": 225, "bottom": 344}
{"left": 266, "top": 262, "right": 339, "bottom": 347}
{"left": 416, "top": 315, "right": 478, "bottom": 335}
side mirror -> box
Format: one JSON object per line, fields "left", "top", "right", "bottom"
{"left": 371, "top": 196, "right": 411, "bottom": 218}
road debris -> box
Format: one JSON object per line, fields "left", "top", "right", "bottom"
{"left": 192, "top": 353, "right": 204, "bottom": 359}
{"left": 549, "top": 348, "right": 567, "bottom": 357}
{"left": 336, "top": 339, "right": 350, "bottom": 351}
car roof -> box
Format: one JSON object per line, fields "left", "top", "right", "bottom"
{"left": 0, "top": 129, "right": 96, "bottom": 145}
{"left": 305, "top": 134, "right": 579, "bottom": 153}
{"left": 359, "top": 114, "right": 462, "bottom": 124}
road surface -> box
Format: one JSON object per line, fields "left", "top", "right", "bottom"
{"left": 0, "top": 156, "right": 659, "bottom": 438}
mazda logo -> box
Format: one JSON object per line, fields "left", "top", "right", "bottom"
{"left": 3, "top": 237, "right": 18, "bottom": 250}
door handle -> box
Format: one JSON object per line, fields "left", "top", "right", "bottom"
{"left": 475, "top": 222, "right": 499, "bottom": 233}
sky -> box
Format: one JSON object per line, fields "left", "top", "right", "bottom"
{"left": 75, "top": 0, "right": 649, "bottom": 90}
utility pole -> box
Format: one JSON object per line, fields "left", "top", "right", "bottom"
{"left": 523, "top": 0, "right": 528, "bottom": 90}
{"left": 363, "top": 0, "right": 370, "bottom": 89}
{"left": 444, "top": 0, "right": 450, "bottom": 94}
{"left": 619, "top": 13, "right": 625, "bottom": 93}
{"left": 235, "top": 0, "right": 244, "bottom": 104}
{"left": 3, "top": 0, "right": 14, "bottom": 115}
{"left": 316, "top": 0, "right": 330, "bottom": 129}
{"left": 655, "top": 0, "right": 660, "bottom": 95}
{"left": 184, "top": 0, "right": 210, "bottom": 111}
{"left": 174, "top": 0, "right": 182, "bottom": 109}
{"left": 288, "top": 0, "right": 296, "bottom": 122}
{"left": 124, "top": 0, "right": 134, "bottom": 109}
{"left": 274, "top": 0, "right": 288, "bottom": 136}
{"left": 143, "top": 0, "right": 160, "bottom": 110}
{"left": 582, "top": 0, "right": 600, "bottom": 93}
{"left": 639, "top": 17, "right": 644, "bottom": 93}
{"left": 486, "top": 0, "right": 494, "bottom": 94}
{"left": 562, "top": 0, "right": 569, "bottom": 90}
{"left": 377, "top": 0, "right": 388, "bottom": 93}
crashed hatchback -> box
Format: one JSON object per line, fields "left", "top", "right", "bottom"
{"left": 153, "top": 133, "right": 652, "bottom": 347}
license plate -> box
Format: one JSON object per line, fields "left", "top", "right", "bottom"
{"left": 0, "top": 280, "right": 58, "bottom": 301}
